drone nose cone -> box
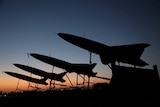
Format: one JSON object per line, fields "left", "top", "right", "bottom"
{"left": 57, "top": 32, "right": 68, "bottom": 36}
{"left": 57, "top": 32, "right": 77, "bottom": 40}
{"left": 57, "top": 33, "right": 64, "bottom": 36}
{"left": 4, "top": 71, "right": 9, "bottom": 74}
{"left": 57, "top": 33, "right": 70, "bottom": 39}
{"left": 30, "top": 53, "right": 36, "bottom": 57}
{"left": 13, "top": 63, "right": 20, "bottom": 66}
{"left": 57, "top": 33, "right": 80, "bottom": 46}
{"left": 30, "top": 53, "right": 40, "bottom": 59}
{"left": 13, "top": 63, "right": 21, "bottom": 67}
{"left": 13, "top": 63, "right": 18, "bottom": 66}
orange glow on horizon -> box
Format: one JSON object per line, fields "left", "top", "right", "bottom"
{"left": 0, "top": 71, "right": 110, "bottom": 93}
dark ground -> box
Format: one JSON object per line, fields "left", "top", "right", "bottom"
{"left": 0, "top": 88, "right": 159, "bottom": 107}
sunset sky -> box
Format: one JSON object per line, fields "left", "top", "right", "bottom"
{"left": 0, "top": 0, "right": 160, "bottom": 93}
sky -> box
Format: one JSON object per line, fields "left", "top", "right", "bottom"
{"left": 0, "top": 0, "right": 160, "bottom": 93}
